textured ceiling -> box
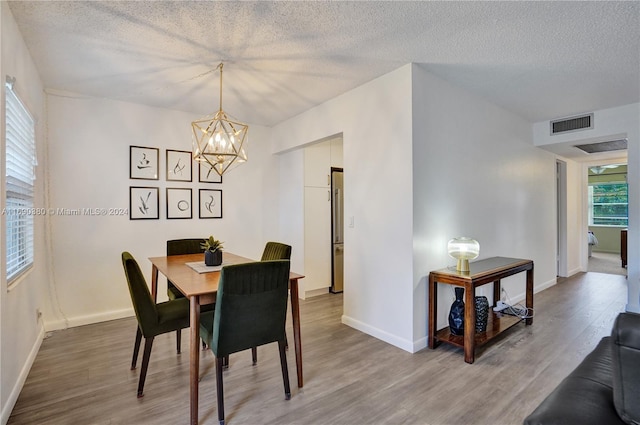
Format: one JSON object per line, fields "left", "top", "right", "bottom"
{"left": 7, "top": 1, "right": 640, "bottom": 127}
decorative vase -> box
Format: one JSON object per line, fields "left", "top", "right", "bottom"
{"left": 448, "top": 287, "right": 465, "bottom": 336}
{"left": 204, "top": 250, "right": 222, "bottom": 266}
{"left": 475, "top": 296, "right": 489, "bottom": 333}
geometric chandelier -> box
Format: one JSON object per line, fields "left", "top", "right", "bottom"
{"left": 191, "top": 63, "right": 248, "bottom": 177}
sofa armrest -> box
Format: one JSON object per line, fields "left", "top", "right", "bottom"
{"left": 523, "top": 337, "right": 624, "bottom": 425}
{"left": 612, "top": 312, "right": 640, "bottom": 425}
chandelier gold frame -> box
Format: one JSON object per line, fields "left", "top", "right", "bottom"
{"left": 191, "top": 63, "right": 248, "bottom": 176}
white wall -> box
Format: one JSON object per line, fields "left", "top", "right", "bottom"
{"left": 273, "top": 65, "right": 416, "bottom": 351}
{"left": 564, "top": 159, "right": 584, "bottom": 276}
{"left": 273, "top": 63, "right": 560, "bottom": 352}
{"left": 44, "top": 94, "right": 281, "bottom": 329}
{"left": 1, "top": 4, "right": 50, "bottom": 424}
{"left": 534, "top": 103, "right": 640, "bottom": 312}
{"left": 411, "top": 64, "right": 558, "bottom": 345}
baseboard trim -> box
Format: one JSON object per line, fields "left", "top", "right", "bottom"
{"left": 341, "top": 314, "right": 415, "bottom": 353}
{"left": 1, "top": 325, "right": 44, "bottom": 425}
{"left": 302, "top": 287, "right": 329, "bottom": 300}
{"left": 44, "top": 307, "right": 134, "bottom": 332}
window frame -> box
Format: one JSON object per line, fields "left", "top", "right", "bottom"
{"left": 5, "top": 78, "right": 36, "bottom": 286}
{"left": 588, "top": 181, "right": 628, "bottom": 228}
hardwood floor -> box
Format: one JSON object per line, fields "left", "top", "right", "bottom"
{"left": 8, "top": 271, "right": 627, "bottom": 425}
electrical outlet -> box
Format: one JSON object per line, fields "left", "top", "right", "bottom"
{"left": 36, "top": 308, "right": 42, "bottom": 322}
{"left": 501, "top": 288, "right": 507, "bottom": 302}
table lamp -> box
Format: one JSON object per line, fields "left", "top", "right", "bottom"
{"left": 448, "top": 237, "right": 480, "bottom": 272}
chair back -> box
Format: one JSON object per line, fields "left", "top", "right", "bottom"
{"left": 121, "top": 252, "right": 158, "bottom": 336}
{"left": 261, "top": 242, "right": 292, "bottom": 261}
{"left": 167, "top": 238, "right": 206, "bottom": 256}
{"left": 211, "top": 260, "right": 291, "bottom": 357}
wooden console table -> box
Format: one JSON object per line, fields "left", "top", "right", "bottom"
{"left": 428, "top": 257, "right": 534, "bottom": 363}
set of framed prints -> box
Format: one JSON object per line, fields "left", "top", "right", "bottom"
{"left": 129, "top": 146, "right": 222, "bottom": 220}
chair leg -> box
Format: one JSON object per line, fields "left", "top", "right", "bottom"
{"left": 131, "top": 328, "right": 142, "bottom": 370}
{"left": 216, "top": 356, "right": 225, "bottom": 425}
{"left": 176, "top": 329, "right": 182, "bottom": 354}
{"left": 251, "top": 347, "right": 257, "bottom": 365}
{"left": 223, "top": 355, "right": 229, "bottom": 369}
{"left": 278, "top": 340, "right": 291, "bottom": 400}
{"left": 137, "top": 337, "right": 154, "bottom": 398}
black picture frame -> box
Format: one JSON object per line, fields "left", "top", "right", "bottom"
{"left": 166, "top": 187, "right": 192, "bottom": 219}
{"left": 199, "top": 189, "right": 222, "bottom": 219}
{"left": 130, "top": 186, "right": 159, "bottom": 220}
{"left": 130, "top": 146, "right": 159, "bottom": 180}
{"left": 198, "top": 162, "right": 222, "bottom": 183}
{"left": 166, "top": 149, "right": 193, "bottom": 182}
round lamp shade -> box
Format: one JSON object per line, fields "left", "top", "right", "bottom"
{"left": 447, "top": 237, "right": 480, "bottom": 272}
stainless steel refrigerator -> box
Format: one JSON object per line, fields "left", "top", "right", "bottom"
{"left": 331, "top": 168, "right": 344, "bottom": 293}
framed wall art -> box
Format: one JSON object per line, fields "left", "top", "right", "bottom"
{"left": 167, "top": 187, "right": 192, "bottom": 219}
{"left": 130, "top": 186, "right": 159, "bottom": 220}
{"left": 166, "top": 149, "right": 192, "bottom": 182}
{"left": 130, "top": 146, "right": 159, "bottom": 180}
{"left": 199, "top": 162, "right": 222, "bottom": 183}
{"left": 199, "top": 189, "right": 222, "bottom": 219}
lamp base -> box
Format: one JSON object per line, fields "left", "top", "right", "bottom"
{"left": 456, "top": 258, "right": 470, "bottom": 272}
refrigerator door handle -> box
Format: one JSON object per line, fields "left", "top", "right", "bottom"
{"left": 334, "top": 188, "right": 342, "bottom": 243}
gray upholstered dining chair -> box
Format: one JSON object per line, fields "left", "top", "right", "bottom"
{"left": 199, "top": 260, "right": 292, "bottom": 425}
{"left": 122, "top": 251, "right": 213, "bottom": 398}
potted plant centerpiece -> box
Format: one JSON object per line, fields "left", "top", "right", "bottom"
{"left": 202, "top": 236, "right": 224, "bottom": 266}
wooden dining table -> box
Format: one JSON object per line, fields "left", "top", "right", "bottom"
{"left": 148, "top": 252, "right": 305, "bottom": 425}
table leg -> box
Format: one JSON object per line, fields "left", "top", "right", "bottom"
{"left": 289, "top": 279, "right": 303, "bottom": 388}
{"left": 151, "top": 265, "right": 159, "bottom": 302}
{"left": 525, "top": 267, "right": 534, "bottom": 326}
{"left": 463, "top": 285, "right": 476, "bottom": 364}
{"left": 492, "top": 279, "right": 501, "bottom": 307}
{"left": 428, "top": 275, "right": 437, "bottom": 349}
{"left": 190, "top": 296, "right": 201, "bottom": 425}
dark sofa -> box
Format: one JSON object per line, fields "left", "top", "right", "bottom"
{"left": 524, "top": 312, "right": 640, "bottom": 425}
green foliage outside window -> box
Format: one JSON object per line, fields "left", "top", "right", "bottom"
{"left": 589, "top": 183, "right": 628, "bottom": 226}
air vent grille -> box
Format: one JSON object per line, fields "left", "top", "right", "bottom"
{"left": 574, "top": 139, "right": 627, "bottom": 154}
{"left": 551, "top": 113, "right": 593, "bottom": 135}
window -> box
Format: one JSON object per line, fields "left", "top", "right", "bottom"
{"left": 5, "top": 78, "right": 36, "bottom": 282}
{"left": 588, "top": 182, "right": 628, "bottom": 227}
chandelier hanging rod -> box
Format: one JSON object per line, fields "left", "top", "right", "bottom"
{"left": 216, "top": 62, "right": 223, "bottom": 113}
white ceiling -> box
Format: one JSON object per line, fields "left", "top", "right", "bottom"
{"left": 7, "top": 1, "right": 640, "bottom": 128}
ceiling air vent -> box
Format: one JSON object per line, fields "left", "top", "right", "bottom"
{"left": 550, "top": 113, "right": 593, "bottom": 135}
{"left": 574, "top": 139, "right": 628, "bottom": 154}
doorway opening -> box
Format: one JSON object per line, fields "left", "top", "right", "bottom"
{"left": 587, "top": 162, "right": 628, "bottom": 277}
{"left": 302, "top": 134, "right": 344, "bottom": 298}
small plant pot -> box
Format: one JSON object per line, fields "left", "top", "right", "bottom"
{"left": 204, "top": 250, "right": 222, "bottom": 266}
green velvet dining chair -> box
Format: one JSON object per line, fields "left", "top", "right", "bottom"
{"left": 166, "top": 238, "right": 206, "bottom": 300}
{"left": 122, "top": 251, "right": 213, "bottom": 398}
{"left": 199, "top": 260, "right": 292, "bottom": 425}
{"left": 251, "top": 241, "right": 292, "bottom": 363}
{"left": 166, "top": 238, "right": 208, "bottom": 353}
{"left": 260, "top": 241, "right": 292, "bottom": 263}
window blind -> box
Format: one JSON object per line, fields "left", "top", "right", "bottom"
{"left": 5, "top": 80, "right": 36, "bottom": 282}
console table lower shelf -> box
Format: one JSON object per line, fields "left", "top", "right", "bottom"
{"left": 435, "top": 311, "right": 523, "bottom": 349}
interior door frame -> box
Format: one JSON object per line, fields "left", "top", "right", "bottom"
{"left": 556, "top": 160, "right": 568, "bottom": 277}
{"left": 330, "top": 167, "right": 344, "bottom": 293}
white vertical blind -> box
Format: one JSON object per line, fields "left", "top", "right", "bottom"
{"left": 5, "top": 78, "right": 36, "bottom": 282}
